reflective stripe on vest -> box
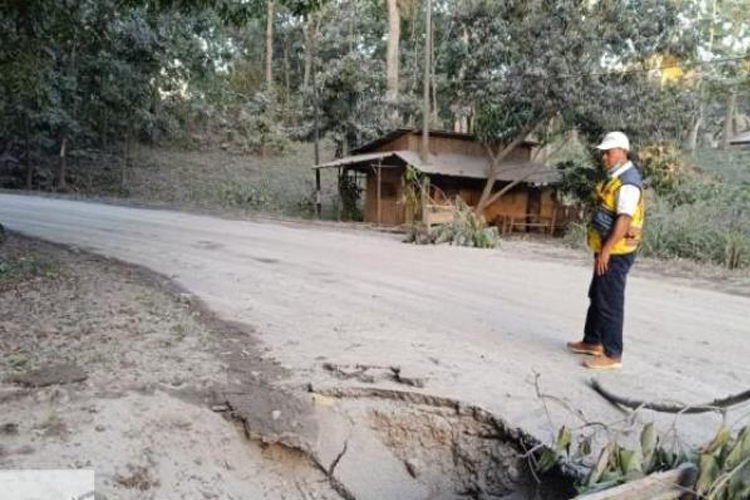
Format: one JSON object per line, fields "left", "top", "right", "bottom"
{"left": 587, "top": 173, "right": 645, "bottom": 255}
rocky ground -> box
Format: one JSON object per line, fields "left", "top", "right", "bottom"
{"left": 0, "top": 235, "right": 339, "bottom": 500}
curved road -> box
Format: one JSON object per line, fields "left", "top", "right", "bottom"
{"left": 2, "top": 193, "right": 748, "bottom": 444}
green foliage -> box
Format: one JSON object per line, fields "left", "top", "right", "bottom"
{"left": 220, "top": 181, "right": 279, "bottom": 211}
{"left": 693, "top": 426, "right": 750, "bottom": 499}
{"left": 641, "top": 181, "right": 750, "bottom": 269}
{"left": 0, "top": 0, "right": 231, "bottom": 188}
{"left": 229, "top": 90, "right": 291, "bottom": 156}
{"left": 401, "top": 165, "right": 422, "bottom": 221}
{"left": 448, "top": 0, "right": 696, "bottom": 152}
{"left": 637, "top": 143, "right": 688, "bottom": 197}
{"left": 537, "top": 422, "right": 750, "bottom": 498}
{"left": 0, "top": 253, "right": 62, "bottom": 289}
{"left": 561, "top": 144, "right": 750, "bottom": 269}
{"left": 429, "top": 199, "right": 499, "bottom": 249}
{"left": 338, "top": 173, "right": 363, "bottom": 222}
{"left": 538, "top": 426, "right": 572, "bottom": 473}
{"left": 555, "top": 160, "right": 600, "bottom": 210}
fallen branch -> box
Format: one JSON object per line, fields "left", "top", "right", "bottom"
{"left": 589, "top": 379, "right": 750, "bottom": 415}
{"left": 574, "top": 463, "right": 698, "bottom": 500}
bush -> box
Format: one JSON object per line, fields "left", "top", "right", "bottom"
{"left": 642, "top": 192, "right": 750, "bottom": 269}
{"left": 405, "top": 199, "right": 500, "bottom": 249}
{"left": 338, "top": 174, "right": 363, "bottom": 222}
{"left": 565, "top": 188, "right": 750, "bottom": 269}
{"left": 220, "top": 181, "right": 279, "bottom": 211}
{"left": 637, "top": 143, "right": 687, "bottom": 197}
{"left": 227, "top": 91, "right": 291, "bottom": 156}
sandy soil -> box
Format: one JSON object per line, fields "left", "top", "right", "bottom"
{"left": 0, "top": 236, "right": 338, "bottom": 500}
{"left": 1, "top": 193, "right": 749, "bottom": 459}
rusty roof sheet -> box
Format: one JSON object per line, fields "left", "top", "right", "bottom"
{"left": 314, "top": 150, "right": 559, "bottom": 185}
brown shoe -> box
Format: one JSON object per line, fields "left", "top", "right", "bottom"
{"left": 584, "top": 355, "right": 622, "bottom": 370}
{"left": 566, "top": 341, "right": 604, "bottom": 356}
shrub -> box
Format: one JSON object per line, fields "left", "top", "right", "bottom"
{"left": 566, "top": 189, "right": 750, "bottom": 269}
{"left": 406, "top": 199, "right": 500, "bottom": 249}
{"left": 637, "top": 143, "right": 687, "bottom": 197}
{"left": 338, "top": 174, "right": 363, "bottom": 222}
{"left": 220, "top": 181, "right": 279, "bottom": 211}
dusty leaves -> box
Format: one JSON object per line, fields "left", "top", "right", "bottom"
{"left": 640, "top": 422, "right": 658, "bottom": 471}
{"left": 537, "top": 426, "right": 572, "bottom": 473}
{"left": 547, "top": 423, "right": 750, "bottom": 498}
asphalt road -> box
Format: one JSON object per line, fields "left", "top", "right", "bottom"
{"left": 2, "top": 193, "right": 748, "bottom": 445}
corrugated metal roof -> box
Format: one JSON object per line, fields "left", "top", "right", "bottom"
{"left": 313, "top": 150, "right": 560, "bottom": 185}
{"left": 314, "top": 151, "right": 403, "bottom": 169}
{"left": 730, "top": 130, "right": 750, "bottom": 145}
{"left": 350, "top": 128, "right": 539, "bottom": 154}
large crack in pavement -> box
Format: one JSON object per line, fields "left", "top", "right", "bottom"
{"left": 205, "top": 304, "right": 576, "bottom": 499}
{"left": 21, "top": 237, "right": 576, "bottom": 500}
{"left": 153, "top": 267, "right": 577, "bottom": 499}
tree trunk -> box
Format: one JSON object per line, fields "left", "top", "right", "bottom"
{"left": 409, "top": 14, "right": 419, "bottom": 95}
{"left": 283, "top": 38, "right": 290, "bottom": 123}
{"left": 121, "top": 132, "right": 131, "bottom": 191}
{"left": 58, "top": 137, "right": 68, "bottom": 191}
{"left": 421, "top": 0, "right": 432, "bottom": 161}
{"left": 265, "top": 0, "right": 275, "bottom": 88}
{"left": 386, "top": 0, "right": 400, "bottom": 101}
{"left": 453, "top": 28, "right": 470, "bottom": 133}
{"left": 25, "top": 162, "right": 33, "bottom": 190}
{"left": 687, "top": 105, "right": 703, "bottom": 153}
{"left": 474, "top": 120, "right": 543, "bottom": 215}
{"left": 689, "top": 0, "right": 716, "bottom": 154}
{"left": 721, "top": 89, "right": 737, "bottom": 150}
{"left": 431, "top": 27, "right": 438, "bottom": 124}
{"left": 303, "top": 19, "right": 313, "bottom": 89}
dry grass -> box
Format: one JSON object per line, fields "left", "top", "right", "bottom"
{"left": 125, "top": 141, "right": 341, "bottom": 218}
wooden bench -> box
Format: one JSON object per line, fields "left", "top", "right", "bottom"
{"left": 495, "top": 209, "right": 570, "bottom": 236}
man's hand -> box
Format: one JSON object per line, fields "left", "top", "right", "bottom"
{"left": 595, "top": 247, "right": 611, "bottom": 276}
{"left": 596, "top": 214, "right": 632, "bottom": 275}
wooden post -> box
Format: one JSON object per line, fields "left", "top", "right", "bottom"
{"left": 549, "top": 206, "right": 557, "bottom": 236}
{"left": 58, "top": 137, "right": 68, "bottom": 191}
{"left": 376, "top": 163, "right": 382, "bottom": 226}
{"left": 315, "top": 168, "right": 322, "bottom": 218}
{"left": 337, "top": 168, "right": 342, "bottom": 221}
{"left": 312, "top": 34, "right": 321, "bottom": 218}
{"left": 421, "top": 176, "right": 431, "bottom": 231}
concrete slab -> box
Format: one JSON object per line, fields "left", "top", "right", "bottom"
{"left": 313, "top": 406, "right": 431, "bottom": 500}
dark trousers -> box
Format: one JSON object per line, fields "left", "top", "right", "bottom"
{"left": 583, "top": 252, "right": 635, "bottom": 358}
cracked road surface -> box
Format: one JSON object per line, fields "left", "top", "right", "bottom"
{"left": 2, "top": 193, "right": 749, "bottom": 446}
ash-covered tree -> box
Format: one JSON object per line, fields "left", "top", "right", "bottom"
{"left": 443, "top": 0, "right": 696, "bottom": 214}
{"left": 0, "top": 0, "right": 233, "bottom": 189}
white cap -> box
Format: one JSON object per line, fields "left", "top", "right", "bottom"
{"left": 596, "top": 131, "right": 630, "bottom": 152}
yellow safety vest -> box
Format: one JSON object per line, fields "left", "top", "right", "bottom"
{"left": 587, "top": 169, "right": 645, "bottom": 255}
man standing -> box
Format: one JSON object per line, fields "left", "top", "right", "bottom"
{"left": 567, "top": 131, "right": 645, "bottom": 370}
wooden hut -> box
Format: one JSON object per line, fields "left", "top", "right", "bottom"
{"left": 313, "top": 129, "right": 566, "bottom": 233}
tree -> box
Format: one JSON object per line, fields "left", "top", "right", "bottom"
{"left": 443, "top": 0, "right": 695, "bottom": 215}
{"left": 265, "top": 0, "right": 275, "bottom": 87}
{"left": 682, "top": 0, "right": 750, "bottom": 151}
{"left": 386, "top": 0, "right": 400, "bottom": 103}
{"left": 0, "top": 0, "right": 236, "bottom": 189}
